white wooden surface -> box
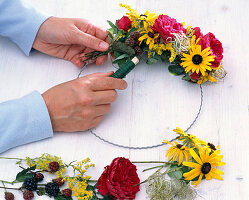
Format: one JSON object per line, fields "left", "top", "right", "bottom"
{"left": 0, "top": 0, "right": 249, "bottom": 199}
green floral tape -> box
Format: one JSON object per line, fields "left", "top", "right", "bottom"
{"left": 111, "top": 57, "right": 139, "bottom": 79}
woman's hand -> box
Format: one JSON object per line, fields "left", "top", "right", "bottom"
{"left": 33, "top": 17, "right": 109, "bottom": 67}
{"left": 42, "top": 72, "right": 127, "bottom": 132}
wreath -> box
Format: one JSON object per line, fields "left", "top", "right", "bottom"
{"left": 82, "top": 3, "right": 226, "bottom": 84}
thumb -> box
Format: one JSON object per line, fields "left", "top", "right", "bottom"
{"left": 75, "top": 30, "right": 109, "bottom": 51}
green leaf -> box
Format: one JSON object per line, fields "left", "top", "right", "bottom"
{"left": 29, "top": 165, "right": 36, "bottom": 171}
{"left": 112, "top": 54, "right": 129, "bottom": 63}
{"left": 107, "top": 20, "right": 116, "bottom": 30}
{"left": 160, "top": 51, "right": 168, "bottom": 62}
{"left": 15, "top": 166, "right": 36, "bottom": 182}
{"left": 114, "top": 51, "right": 122, "bottom": 58}
{"left": 180, "top": 166, "right": 191, "bottom": 174}
{"left": 108, "top": 32, "right": 113, "bottom": 43}
{"left": 102, "top": 194, "right": 113, "bottom": 200}
{"left": 16, "top": 172, "right": 34, "bottom": 182}
{"left": 54, "top": 193, "right": 73, "bottom": 200}
{"left": 146, "top": 58, "right": 158, "bottom": 65}
{"left": 153, "top": 54, "right": 162, "bottom": 61}
{"left": 168, "top": 169, "right": 183, "bottom": 179}
{"left": 182, "top": 73, "right": 191, "bottom": 81}
{"left": 86, "top": 185, "right": 95, "bottom": 191}
{"left": 112, "top": 41, "right": 135, "bottom": 56}
{"left": 107, "top": 20, "right": 118, "bottom": 35}
{"left": 168, "top": 65, "right": 185, "bottom": 76}
{"left": 36, "top": 187, "right": 46, "bottom": 196}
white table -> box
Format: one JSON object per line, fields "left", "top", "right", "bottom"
{"left": 0, "top": 0, "right": 248, "bottom": 199}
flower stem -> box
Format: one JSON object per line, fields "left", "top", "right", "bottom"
{"left": 0, "top": 157, "right": 24, "bottom": 161}
{"left": 1, "top": 182, "right": 7, "bottom": 192}
{"left": 132, "top": 161, "right": 175, "bottom": 164}
{"left": 142, "top": 164, "right": 166, "bottom": 172}
{"left": 0, "top": 186, "right": 20, "bottom": 191}
{"left": 0, "top": 180, "right": 18, "bottom": 185}
{"left": 88, "top": 180, "right": 97, "bottom": 183}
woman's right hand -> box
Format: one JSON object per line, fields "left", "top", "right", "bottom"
{"left": 42, "top": 71, "right": 127, "bottom": 132}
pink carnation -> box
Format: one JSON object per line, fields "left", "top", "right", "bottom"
{"left": 193, "top": 27, "right": 203, "bottom": 39}
{"left": 198, "top": 32, "right": 223, "bottom": 68}
{"left": 152, "top": 15, "right": 186, "bottom": 43}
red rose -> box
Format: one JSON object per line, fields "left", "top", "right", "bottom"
{"left": 97, "top": 157, "right": 140, "bottom": 200}
{"left": 117, "top": 16, "right": 132, "bottom": 32}
{"left": 190, "top": 71, "right": 202, "bottom": 81}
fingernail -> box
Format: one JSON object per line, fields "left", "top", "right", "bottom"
{"left": 99, "top": 41, "right": 109, "bottom": 50}
{"left": 123, "top": 81, "right": 128, "bottom": 89}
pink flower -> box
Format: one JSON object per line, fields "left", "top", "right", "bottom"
{"left": 193, "top": 27, "right": 203, "bottom": 39}
{"left": 152, "top": 15, "right": 186, "bottom": 43}
{"left": 117, "top": 16, "right": 132, "bottom": 32}
{"left": 198, "top": 32, "right": 223, "bottom": 68}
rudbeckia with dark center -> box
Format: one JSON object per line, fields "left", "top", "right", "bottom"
{"left": 183, "top": 148, "right": 225, "bottom": 187}
{"left": 181, "top": 36, "right": 215, "bottom": 76}
{"left": 163, "top": 140, "right": 189, "bottom": 165}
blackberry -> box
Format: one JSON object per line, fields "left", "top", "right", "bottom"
{"left": 23, "top": 190, "right": 34, "bottom": 200}
{"left": 34, "top": 173, "right": 44, "bottom": 182}
{"left": 125, "top": 37, "right": 135, "bottom": 47}
{"left": 154, "top": 37, "right": 161, "bottom": 44}
{"left": 134, "top": 46, "right": 143, "bottom": 55}
{"left": 4, "top": 192, "right": 14, "bottom": 200}
{"left": 135, "top": 40, "right": 140, "bottom": 46}
{"left": 130, "top": 31, "right": 140, "bottom": 40}
{"left": 45, "top": 182, "right": 60, "bottom": 197}
{"left": 23, "top": 178, "right": 37, "bottom": 191}
{"left": 148, "top": 31, "right": 155, "bottom": 38}
{"left": 49, "top": 162, "right": 60, "bottom": 172}
{"left": 53, "top": 177, "right": 64, "bottom": 187}
{"left": 62, "top": 188, "right": 72, "bottom": 197}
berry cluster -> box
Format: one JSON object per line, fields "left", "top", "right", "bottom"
{"left": 3, "top": 161, "right": 73, "bottom": 200}
{"left": 125, "top": 31, "right": 143, "bottom": 55}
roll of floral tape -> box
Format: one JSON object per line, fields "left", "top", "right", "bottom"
{"left": 111, "top": 57, "right": 139, "bottom": 79}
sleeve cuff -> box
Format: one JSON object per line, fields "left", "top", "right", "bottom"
{"left": 0, "top": 91, "right": 53, "bottom": 153}
{"left": 20, "top": 91, "right": 54, "bottom": 140}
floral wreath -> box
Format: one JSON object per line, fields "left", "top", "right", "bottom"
{"left": 82, "top": 3, "right": 226, "bottom": 84}
{"left": 0, "top": 4, "right": 226, "bottom": 200}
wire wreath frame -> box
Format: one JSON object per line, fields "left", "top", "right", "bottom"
{"left": 77, "top": 61, "right": 203, "bottom": 150}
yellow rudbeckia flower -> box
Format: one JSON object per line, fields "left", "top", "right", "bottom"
{"left": 183, "top": 148, "right": 225, "bottom": 187}
{"left": 163, "top": 140, "right": 189, "bottom": 165}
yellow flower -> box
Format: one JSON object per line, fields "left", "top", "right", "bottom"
{"left": 153, "top": 43, "right": 166, "bottom": 55}
{"left": 139, "top": 27, "right": 159, "bottom": 50}
{"left": 181, "top": 36, "right": 215, "bottom": 76}
{"left": 165, "top": 43, "right": 177, "bottom": 63}
{"left": 119, "top": 3, "right": 158, "bottom": 29}
{"left": 183, "top": 148, "right": 225, "bottom": 187}
{"left": 186, "top": 26, "right": 194, "bottom": 38}
{"left": 173, "top": 127, "right": 206, "bottom": 147}
{"left": 163, "top": 140, "right": 189, "bottom": 165}
{"left": 197, "top": 72, "right": 217, "bottom": 84}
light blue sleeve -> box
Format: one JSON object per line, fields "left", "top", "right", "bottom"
{"left": 0, "top": 92, "right": 53, "bottom": 153}
{"left": 0, "top": 0, "right": 50, "bottom": 55}
{"left": 0, "top": 0, "right": 53, "bottom": 153}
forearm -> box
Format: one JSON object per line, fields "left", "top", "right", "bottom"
{"left": 0, "top": 0, "right": 50, "bottom": 55}
{"left": 0, "top": 91, "right": 53, "bottom": 153}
